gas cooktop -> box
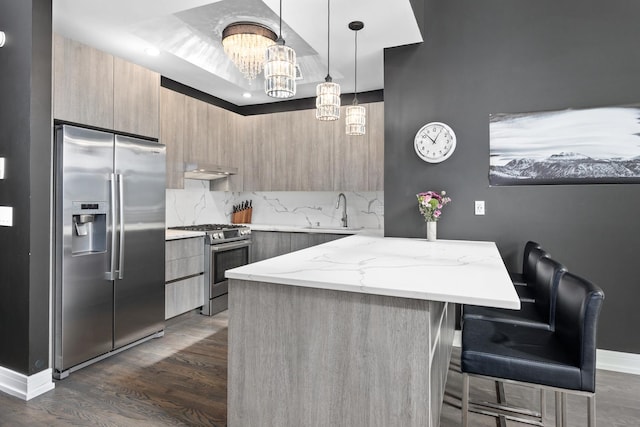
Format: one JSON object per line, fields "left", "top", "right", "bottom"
{"left": 169, "top": 224, "right": 246, "bottom": 232}
{"left": 169, "top": 224, "right": 251, "bottom": 244}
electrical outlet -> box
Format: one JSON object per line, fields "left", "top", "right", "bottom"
{"left": 474, "top": 201, "right": 485, "bottom": 216}
{"left": 0, "top": 206, "right": 13, "bottom": 226}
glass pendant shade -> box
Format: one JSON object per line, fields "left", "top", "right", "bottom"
{"left": 346, "top": 104, "right": 366, "bottom": 135}
{"left": 264, "top": 42, "right": 296, "bottom": 98}
{"left": 316, "top": 81, "right": 341, "bottom": 121}
{"left": 222, "top": 23, "right": 277, "bottom": 80}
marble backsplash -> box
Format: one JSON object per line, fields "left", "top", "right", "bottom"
{"left": 166, "top": 179, "right": 384, "bottom": 229}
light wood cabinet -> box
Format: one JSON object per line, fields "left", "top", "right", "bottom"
{"left": 217, "top": 110, "right": 245, "bottom": 192}
{"left": 251, "top": 230, "right": 346, "bottom": 263}
{"left": 53, "top": 34, "right": 114, "bottom": 129}
{"left": 165, "top": 237, "right": 205, "bottom": 319}
{"left": 240, "top": 101, "right": 383, "bottom": 192}
{"left": 250, "top": 231, "right": 291, "bottom": 263}
{"left": 183, "top": 97, "right": 209, "bottom": 165}
{"left": 160, "top": 88, "right": 186, "bottom": 189}
{"left": 114, "top": 57, "right": 160, "bottom": 138}
{"left": 54, "top": 34, "right": 160, "bottom": 139}
{"left": 289, "top": 232, "right": 343, "bottom": 251}
{"left": 244, "top": 114, "right": 275, "bottom": 191}
{"left": 334, "top": 105, "right": 369, "bottom": 191}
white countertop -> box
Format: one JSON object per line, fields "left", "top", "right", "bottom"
{"left": 165, "top": 229, "right": 206, "bottom": 240}
{"left": 226, "top": 234, "right": 520, "bottom": 309}
{"left": 244, "top": 223, "right": 381, "bottom": 235}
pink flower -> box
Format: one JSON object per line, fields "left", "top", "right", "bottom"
{"left": 434, "top": 210, "right": 441, "bottom": 217}
{"left": 437, "top": 203, "right": 443, "bottom": 209}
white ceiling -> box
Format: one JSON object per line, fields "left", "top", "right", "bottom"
{"left": 53, "top": 0, "right": 422, "bottom": 106}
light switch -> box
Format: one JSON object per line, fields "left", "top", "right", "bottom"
{"left": 474, "top": 201, "right": 485, "bottom": 216}
{"left": 0, "top": 206, "right": 13, "bottom": 226}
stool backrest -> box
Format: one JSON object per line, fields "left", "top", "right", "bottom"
{"left": 533, "top": 256, "right": 566, "bottom": 325}
{"left": 554, "top": 271, "right": 605, "bottom": 392}
{"left": 521, "top": 241, "right": 542, "bottom": 282}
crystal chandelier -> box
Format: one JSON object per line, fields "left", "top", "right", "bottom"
{"left": 316, "top": 0, "right": 340, "bottom": 121}
{"left": 345, "top": 21, "right": 366, "bottom": 135}
{"left": 264, "top": 0, "right": 296, "bottom": 98}
{"left": 222, "top": 22, "right": 277, "bottom": 80}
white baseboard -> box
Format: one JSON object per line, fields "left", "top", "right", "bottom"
{"left": 596, "top": 349, "right": 640, "bottom": 375}
{"left": 453, "top": 330, "right": 640, "bottom": 376}
{"left": 0, "top": 366, "right": 55, "bottom": 400}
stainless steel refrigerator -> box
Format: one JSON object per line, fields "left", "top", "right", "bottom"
{"left": 53, "top": 124, "right": 166, "bottom": 379}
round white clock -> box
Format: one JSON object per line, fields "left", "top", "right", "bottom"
{"left": 414, "top": 122, "right": 457, "bottom": 163}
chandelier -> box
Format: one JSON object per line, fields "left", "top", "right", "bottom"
{"left": 316, "top": 0, "right": 340, "bottom": 121}
{"left": 345, "top": 21, "right": 366, "bottom": 135}
{"left": 264, "top": 0, "right": 297, "bottom": 98}
{"left": 222, "top": 22, "right": 277, "bottom": 80}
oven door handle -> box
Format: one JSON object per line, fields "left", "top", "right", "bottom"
{"left": 210, "top": 240, "right": 252, "bottom": 252}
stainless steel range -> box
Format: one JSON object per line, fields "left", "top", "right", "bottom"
{"left": 169, "top": 224, "right": 251, "bottom": 315}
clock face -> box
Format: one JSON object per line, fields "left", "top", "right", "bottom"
{"left": 414, "top": 122, "right": 457, "bottom": 163}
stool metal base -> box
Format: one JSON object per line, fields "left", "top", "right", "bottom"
{"left": 462, "top": 372, "right": 596, "bottom": 427}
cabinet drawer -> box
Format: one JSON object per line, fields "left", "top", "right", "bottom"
{"left": 166, "top": 255, "right": 204, "bottom": 282}
{"left": 165, "top": 275, "right": 204, "bottom": 319}
{"left": 166, "top": 237, "right": 204, "bottom": 261}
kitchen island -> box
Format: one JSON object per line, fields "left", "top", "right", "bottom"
{"left": 226, "top": 235, "right": 519, "bottom": 427}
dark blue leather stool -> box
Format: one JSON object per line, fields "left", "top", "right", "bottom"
{"left": 461, "top": 271, "right": 605, "bottom": 427}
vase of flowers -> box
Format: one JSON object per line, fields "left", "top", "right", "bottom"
{"left": 416, "top": 190, "right": 452, "bottom": 241}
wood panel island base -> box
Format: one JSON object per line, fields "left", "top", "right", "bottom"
{"left": 226, "top": 235, "right": 520, "bottom": 427}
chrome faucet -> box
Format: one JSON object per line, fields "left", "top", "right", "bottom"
{"left": 336, "top": 193, "right": 348, "bottom": 228}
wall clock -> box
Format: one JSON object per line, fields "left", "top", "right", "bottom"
{"left": 414, "top": 122, "right": 457, "bottom": 163}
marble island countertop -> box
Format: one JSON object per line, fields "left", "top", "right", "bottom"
{"left": 226, "top": 234, "right": 520, "bottom": 309}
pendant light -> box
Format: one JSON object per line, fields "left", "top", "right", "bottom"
{"left": 264, "top": 0, "right": 297, "bottom": 98}
{"left": 345, "top": 21, "right": 366, "bottom": 135}
{"left": 315, "top": 0, "right": 340, "bottom": 121}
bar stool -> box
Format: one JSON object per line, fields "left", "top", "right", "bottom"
{"left": 463, "top": 256, "right": 566, "bottom": 330}
{"left": 461, "top": 271, "right": 605, "bottom": 427}
{"left": 510, "top": 241, "right": 543, "bottom": 302}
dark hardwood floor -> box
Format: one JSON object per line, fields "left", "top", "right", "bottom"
{"left": 1, "top": 310, "right": 639, "bottom": 426}
{"left": 0, "top": 311, "right": 228, "bottom": 427}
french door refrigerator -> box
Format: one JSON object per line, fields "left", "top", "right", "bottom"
{"left": 53, "top": 124, "right": 166, "bottom": 379}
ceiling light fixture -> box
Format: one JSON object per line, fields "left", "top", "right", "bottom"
{"left": 345, "top": 21, "right": 366, "bottom": 136}
{"left": 222, "top": 22, "right": 277, "bottom": 80}
{"left": 264, "top": 0, "right": 296, "bottom": 98}
{"left": 316, "top": 0, "right": 340, "bottom": 121}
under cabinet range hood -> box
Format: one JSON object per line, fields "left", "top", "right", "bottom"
{"left": 183, "top": 163, "right": 238, "bottom": 180}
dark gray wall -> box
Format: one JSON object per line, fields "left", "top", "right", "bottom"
{"left": 0, "top": 0, "right": 52, "bottom": 375}
{"left": 385, "top": 0, "right": 640, "bottom": 353}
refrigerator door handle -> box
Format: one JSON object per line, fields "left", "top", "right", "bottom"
{"left": 107, "top": 173, "right": 118, "bottom": 281}
{"left": 117, "top": 173, "right": 125, "bottom": 280}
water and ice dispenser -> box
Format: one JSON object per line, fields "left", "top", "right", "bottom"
{"left": 71, "top": 202, "right": 107, "bottom": 255}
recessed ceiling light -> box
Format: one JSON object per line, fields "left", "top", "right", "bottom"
{"left": 145, "top": 47, "right": 160, "bottom": 56}
{"left": 242, "top": 92, "right": 252, "bottom": 98}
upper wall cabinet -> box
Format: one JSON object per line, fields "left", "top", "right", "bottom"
{"left": 53, "top": 34, "right": 160, "bottom": 139}
{"left": 242, "top": 101, "right": 383, "bottom": 192}
{"left": 53, "top": 34, "right": 114, "bottom": 130}
{"left": 114, "top": 58, "right": 160, "bottom": 138}
{"left": 160, "top": 87, "right": 186, "bottom": 189}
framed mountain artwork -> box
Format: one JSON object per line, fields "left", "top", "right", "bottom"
{"left": 489, "top": 104, "right": 640, "bottom": 185}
